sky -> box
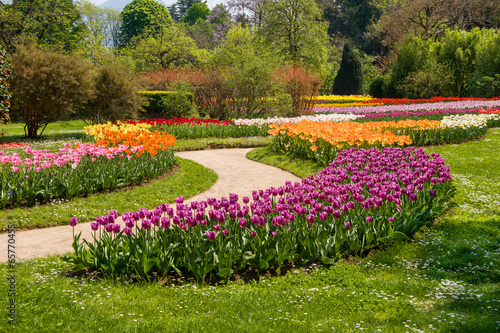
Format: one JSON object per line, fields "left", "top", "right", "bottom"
{"left": 88, "top": 0, "right": 226, "bottom": 10}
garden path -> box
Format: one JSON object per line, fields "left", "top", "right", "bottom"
{"left": 0, "top": 148, "right": 301, "bottom": 262}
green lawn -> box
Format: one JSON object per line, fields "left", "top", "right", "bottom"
{"left": 1, "top": 129, "right": 498, "bottom": 332}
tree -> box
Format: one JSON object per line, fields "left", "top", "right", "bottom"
{"left": 127, "top": 24, "right": 199, "bottom": 70}
{"left": 196, "top": 25, "right": 282, "bottom": 119}
{"left": 171, "top": 0, "right": 201, "bottom": 21}
{"left": 0, "top": 43, "right": 11, "bottom": 125}
{"left": 78, "top": 1, "right": 122, "bottom": 64}
{"left": 9, "top": 45, "right": 92, "bottom": 138}
{"left": 78, "top": 1, "right": 121, "bottom": 48}
{"left": 371, "top": 0, "right": 500, "bottom": 53}
{"left": 81, "top": 59, "right": 141, "bottom": 124}
{"left": 119, "top": 0, "right": 173, "bottom": 48}
{"left": 257, "top": 0, "right": 329, "bottom": 73}
{"left": 227, "top": 0, "right": 270, "bottom": 29}
{"left": 180, "top": 2, "right": 210, "bottom": 25}
{"left": 207, "top": 4, "right": 232, "bottom": 46}
{"left": 185, "top": 18, "right": 214, "bottom": 50}
{"left": 331, "top": 44, "right": 363, "bottom": 95}
{"left": 0, "top": 0, "right": 86, "bottom": 53}
{"left": 316, "top": 0, "right": 383, "bottom": 55}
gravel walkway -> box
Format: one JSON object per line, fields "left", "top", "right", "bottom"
{"left": 0, "top": 148, "right": 301, "bottom": 262}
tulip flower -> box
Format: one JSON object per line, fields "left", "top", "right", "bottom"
{"left": 206, "top": 231, "right": 216, "bottom": 241}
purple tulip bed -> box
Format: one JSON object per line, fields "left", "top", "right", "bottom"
{"left": 65, "top": 145, "right": 456, "bottom": 283}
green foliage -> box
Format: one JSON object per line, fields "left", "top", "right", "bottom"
{"left": 196, "top": 26, "right": 282, "bottom": 119}
{"left": 171, "top": 0, "right": 202, "bottom": 21}
{"left": 140, "top": 91, "right": 193, "bottom": 118}
{"left": 400, "top": 60, "right": 453, "bottom": 99}
{"left": 9, "top": 45, "right": 93, "bottom": 138}
{"left": 434, "top": 29, "right": 481, "bottom": 97}
{"left": 468, "top": 74, "right": 500, "bottom": 98}
{"left": 77, "top": 1, "right": 122, "bottom": 64}
{"left": 125, "top": 24, "right": 200, "bottom": 70}
{"left": 369, "top": 75, "right": 388, "bottom": 98}
{"left": 0, "top": 44, "right": 11, "bottom": 125}
{"left": 331, "top": 44, "right": 363, "bottom": 95}
{"left": 0, "top": 0, "right": 86, "bottom": 53}
{"left": 389, "top": 34, "right": 432, "bottom": 94}
{"left": 390, "top": 28, "right": 500, "bottom": 98}
{"left": 81, "top": 60, "right": 141, "bottom": 124}
{"left": 317, "top": 0, "right": 383, "bottom": 55}
{"left": 257, "top": 0, "right": 330, "bottom": 74}
{"left": 119, "top": 0, "right": 173, "bottom": 48}
{"left": 180, "top": 2, "right": 210, "bottom": 25}
{"left": 185, "top": 17, "right": 215, "bottom": 50}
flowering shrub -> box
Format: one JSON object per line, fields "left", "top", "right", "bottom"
{"left": 0, "top": 143, "right": 175, "bottom": 208}
{"left": 66, "top": 146, "right": 456, "bottom": 283}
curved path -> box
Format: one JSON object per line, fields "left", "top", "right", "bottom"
{"left": 0, "top": 148, "right": 301, "bottom": 262}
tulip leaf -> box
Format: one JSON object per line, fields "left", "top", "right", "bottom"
{"left": 217, "top": 268, "right": 233, "bottom": 278}
{"left": 258, "top": 259, "right": 269, "bottom": 271}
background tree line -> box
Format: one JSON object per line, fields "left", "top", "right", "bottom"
{"left": 0, "top": 0, "right": 499, "bottom": 137}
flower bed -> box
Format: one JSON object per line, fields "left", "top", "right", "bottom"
{"left": 66, "top": 146, "right": 455, "bottom": 283}
{"left": 0, "top": 123, "right": 177, "bottom": 209}
{"left": 0, "top": 143, "right": 175, "bottom": 208}
{"left": 233, "top": 113, "right": 362, "bottom": 126}
{"left": 357, "top": 107, "right": 489, "bottom": 121}
{"left": 122, "top": 118, "right": 269, "bottom": 139}
{"left": 125, "top": 117, "right": 233, "bottom": 126}
{"left": 314, "top": 100, "right": 500, "bottom": 114}
{"left": 268, "top": 115, "right": 492, "bottom": 165}
{"left": 84, "top": 122, "right": 175, "bottom": 156}
{"left": 0, "top": 142, "right": 26, "bottom": 150}
{"left": 358, "top": 97, "right": 500, "bottom": 105}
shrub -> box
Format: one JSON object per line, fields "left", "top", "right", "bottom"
{"left": 193, "top": 70, "right": 233, "bottom": 119}
{"left": 140, "top": 91, "right": 193, "bottom": 118}
{"left": 9, "top": 45, "right": 92, "bottom": 138}
{"left": 81, "top": 59, "right": 141, "bottom": 124}
{"left": 332, "top": 44, "right": 363, "bottom": 95}
{"left": 275, "top": 64, "right": 321, "bottom": 116}
{"left": 194, "top": 66, "right": 281, "bottom": 120}
{"left": 468, "top": 74, "right": 500, "bottom": 98}
{"left": 369, "top": 76, "right": 387, "bottom": 98}
{"left": 399, "top": 61, "right": 453, "bottom": 99}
